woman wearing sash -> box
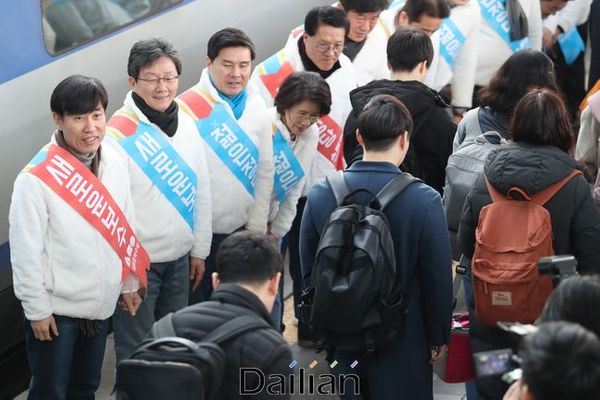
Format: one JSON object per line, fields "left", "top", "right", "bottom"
{"left": 267, "top": 71, "right": 332, "bottom": 332}
{"left": 9, "top": 75, "right": 147, "bottom": 400}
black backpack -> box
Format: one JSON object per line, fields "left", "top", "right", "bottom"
{"left": 114, "top": 313, "right": 270, "bottom": 400}
{"left": 306, "top": 172, "right": 419, "bottom": 353}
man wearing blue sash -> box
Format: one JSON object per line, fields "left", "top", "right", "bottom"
{"left": 336, "top": 0, "right": 391, "bottom": 85}
{"left": 109, "top": 38, "right": 213, "bottom": 362}
{"left": 542, "top": 0, "right": 591, "bottom": 123}
{"left": 432, "top": 0, "right": 482, "bottom": 122}
{"left": 178, "top": 28, "right": 274, "bottom": 305}
{"left": 475, "top": 0, "right": 543, "bottom": 91}
{"left": 381, "top": 0, "right": 450, "bottom": 99}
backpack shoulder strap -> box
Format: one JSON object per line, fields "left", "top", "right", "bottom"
{"left": 201, "top": 315, "right": 271, "bottom": 345}
{"left": 376, "top": 173, "right": 421, "bottom": 209}
{"left": 326, "top": 171, "right": 350, "bottom": 206}
{"left": 531, "top": 170, "right": 583, "bottom": 205}
{"left": 151, "top": 312, "right": 176, "bottom": 338}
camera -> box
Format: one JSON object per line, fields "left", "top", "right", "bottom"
{"left": 473, "top": 349, "right": 522, "bottom": 384}
{"left": 538, "top": 255, "right": 578, "bottom": 287}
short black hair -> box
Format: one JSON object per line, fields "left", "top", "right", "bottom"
{"left": 387, "top": 27, "right": 433, "bottom": 72}
{"left": 521, "top": 321, "right": 600, "bottom": 400}
{"left": 50, "top": 75, "right": 108, "bottom": 116}
{"left": 207, "top": 27, "right": 256, "bottom": 61}
{"left": 128, "top": 38, "right": 182, "bottom": 80}
{"left": 540, "top": 275, "right": 600, "bottom": 338}
{"left": 508, "top": 88, "right": 574, "bottom": 153}
{"left": 216, "top": 231, "right": 283, "bottom": 286}
{"left": 305, "top": 6, "right": 350, "bottom": 37}
{"left": 357, "top": 94, "right": 413, "bottom": 151}
{"left": 340, "top": 0, "right": 389, "bottom": 13}
{"left": 479, "top": 49, "right": 558, "bottom": 119}
{"left": 274, "top": 71, "right": 332, "bottom": 116}
{"left": 401, "top": 0, "right": 450, "bottom": 21}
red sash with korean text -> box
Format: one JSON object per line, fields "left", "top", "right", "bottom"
{"left": 25, "top": 144, "right": 150, "bottom": 288}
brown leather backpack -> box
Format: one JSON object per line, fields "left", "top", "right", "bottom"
{"left": 471, "top": 170, "right": 582, "bottom": 326}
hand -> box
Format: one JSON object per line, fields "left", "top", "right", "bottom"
{"left": 429, "top": 344, "right": 448, "bottom": 363}
{"left": 542, "top": 27, "right": 558, "bottom": 50}
{"left": 120, "top": 291, "right": 142, "bottom": 316}
{"left": 30, "top": 316, "right": 59, "bottom": 341}
{"left": 503, "top": 380, "right": 523, "bottom": 400}
{"left": 190, "top": 257, "right": 206, "bottom": 292}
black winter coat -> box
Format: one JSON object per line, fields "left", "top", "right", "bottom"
{"left": 458, "top": 143, "right": 600, "bottom": 399}
{"left": 458, "top": 142, "right": 600, "bottom": 273}
{"left": 163, "top": 284, "right": 292, "bottom": 400}
{"left": 343, "top": 79, "right": 456, "bottom": 194}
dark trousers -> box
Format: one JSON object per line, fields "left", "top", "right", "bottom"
{"left": 189, "top": 233, "right": 231, "bottom": 305}
{"left": 286, "top": 197, "right": 312, "bottom": 338}
{"left": 25, "top": 315, "right": 109, "bottom": 400}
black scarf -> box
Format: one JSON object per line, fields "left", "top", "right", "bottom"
{"left": 132, "top": 92, "right": 179, "bottom": 137}
{"left": 298, "top": 39, "right": 341, "bottom": 80}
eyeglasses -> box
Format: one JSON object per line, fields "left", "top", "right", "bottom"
{"left": 313, "top": 42, "right": 344, "bottom": 54}
{"left": 292, "top": 110, "right": 320, "bottom": 124}
{"left": 137, "top": 75, "right": 179, "bottom": 86}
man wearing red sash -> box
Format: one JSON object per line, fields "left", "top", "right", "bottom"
{"left": 9, "top": 75, "right": 148, "bottom": 400}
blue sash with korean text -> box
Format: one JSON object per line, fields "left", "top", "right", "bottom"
{"left": 558, "top": 28, "right": 585, "bottom": 65}
{"left": 196, "top": 103, "right": 259, "bottom": 197}
{"left": 439, "top": 19, "right": 466, "bottom": 66}
{"left": 479, "top": 0, "right": 529, "bottom": 52}
{"left": 107, "top": 114, "right": 197, "bottom": 229}
{"left": 273, "top": 128, "right": 304, "bottom": 202}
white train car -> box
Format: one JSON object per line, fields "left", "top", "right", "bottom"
{"left": 0, "top": 1, "right": 325, "bottom": 396}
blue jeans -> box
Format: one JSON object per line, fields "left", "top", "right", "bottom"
{"left": 113, "top": 254, "right": 189, "bottom": 362}
{"left": 189, "top": 233, "right": 231, "bottom": 305}
{"left": 25, "top": 315, "right": 109, "bottom": 400}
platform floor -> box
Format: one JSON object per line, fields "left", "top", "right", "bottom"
{"left": 15, "top": 295, "right": 466, "bottom": 399}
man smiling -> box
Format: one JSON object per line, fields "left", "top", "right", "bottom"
{"left": 337, "top": 0, "right": 391, "bottom": 84}
{"left": 178, "top": 28, "right": 274, "bottom": 305}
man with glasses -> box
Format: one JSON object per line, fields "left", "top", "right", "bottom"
{"left": 107, "top": 38, "right": 213, "bottom": 362}
{"left": 178, "top": 28, "right": 274, "bottom": 305}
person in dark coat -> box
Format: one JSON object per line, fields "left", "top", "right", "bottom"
{"left": 458, "top": 88, "right": 600, "bottom": 400}
{"left": 301, "top": 94, "right": 453, "bottom": 400}
{"left": 150, "top": 232, "right": 292, "bottom": 400}
{"left": 343, "top": 27, "right": 456, "bottom": 195}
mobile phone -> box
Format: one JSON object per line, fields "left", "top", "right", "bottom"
{"left": 473, "top": 349, "right": 514, "bottom": 377}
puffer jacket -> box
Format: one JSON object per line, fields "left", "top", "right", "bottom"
{"left": 458, "top": 142, "right": 600, "bottom": 273}
{"left": 154, "top": 284, "right": 292, "bottom": 400}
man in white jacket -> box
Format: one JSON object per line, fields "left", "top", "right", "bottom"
{"left": 178, "top": 28, "right": 274, "bottom": 304}
{"left": 9, "top": 75, "right": 147, "bottom": 399}
{"left": 108, "top": 38, "right": 213, "bottom": 361}
{"left": 475, "top": 0, "right": 543, "bottom": 89}
{"left": 336, "top": 0, "right": 391, "bottom": 85}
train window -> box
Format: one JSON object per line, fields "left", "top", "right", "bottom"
{"left": 41, "top": 0, "right": 181, "bottom": 55}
